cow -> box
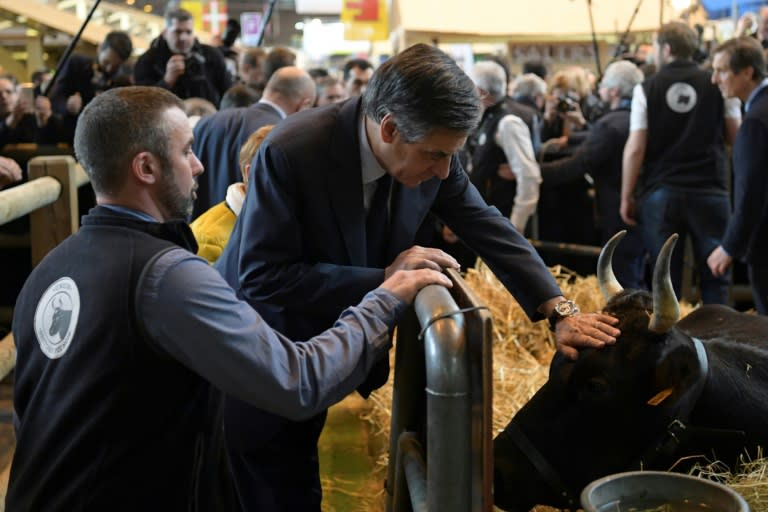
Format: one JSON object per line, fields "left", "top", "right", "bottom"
{"left": 493, "top": 231, "right": 768, "bottom": 512}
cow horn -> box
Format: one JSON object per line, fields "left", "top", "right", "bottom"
{"left": 597, "top": 230, "right": 626, "bottom": 301}
{"left": 649, "top": 234, "right": 680, "bottom": 333}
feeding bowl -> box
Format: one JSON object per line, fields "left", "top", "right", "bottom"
{"left": 580, "top": 471, "right": 749, "bottom": 512}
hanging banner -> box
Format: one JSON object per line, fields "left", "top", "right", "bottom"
{"left": 341, "top": 0, "right": 388, "bottom": 41}
{"left": 202, "top": 0, "right": 229, "bottom": 35}
{"left": 241, "top": 12, "right": 264, "bottom": 47}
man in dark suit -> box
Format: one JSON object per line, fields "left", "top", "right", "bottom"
{"left": 191, "top": 66, "right": 315, "bottom": 219}
{"left": 216, "top": 43, "right": 620, "bottom": 511}
{"left": 708, "top": 37, "right": 768, "bottom": 314}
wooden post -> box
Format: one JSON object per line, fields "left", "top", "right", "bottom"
{"left": 27, "top": 156, "right": 80, "bottom": 267}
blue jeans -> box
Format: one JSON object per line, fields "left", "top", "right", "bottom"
{"left": 638, "top": 187, "right": 730, "bottom": 305}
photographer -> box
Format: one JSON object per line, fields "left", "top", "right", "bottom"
{"left": 134, "top": 9, "right": 233, "bottom": 106}
{"left": 49, "top": 30, "right": 134, "bottom": 133}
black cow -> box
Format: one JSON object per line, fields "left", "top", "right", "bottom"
{"left": 493, "top": 232, "right": 768, "bottom": 512}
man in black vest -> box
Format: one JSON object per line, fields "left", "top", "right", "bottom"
{"left": 708, "top": 37, "right": 768, "bottom": 314}
{"left": 466, "top": 60, "right": 541, "bottom": 233}
{"left": 621, "top": 21, "right": 741, "bottom": 304}
{"left": 8, "top": 85, "right": 451, "bottom": 511}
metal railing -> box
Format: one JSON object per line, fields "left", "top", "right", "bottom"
{"left": 387, "top": 268, "right": 493, "bottom": 512}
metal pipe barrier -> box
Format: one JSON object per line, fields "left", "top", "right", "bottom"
{"left": 387, "top": 268, "right": 493, "bottom": 512}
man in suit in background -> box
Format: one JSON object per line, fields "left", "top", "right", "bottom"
{"left": 708, "top": 37, "right": 768, "bottom": 313}
{"left": 216, "top": 43, "right": 620, "bottom": 511}
{"left": 191, "top": 66, "right": 315, "bottom": 219}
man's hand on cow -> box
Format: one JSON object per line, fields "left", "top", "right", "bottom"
{"left": 385, "top": 245, "right": 460, "bottom": 280}
{"left": 555, "top": 313, "right": 620, "bottom": 360}
{"left": 0, "top": 156, "right": 22, "bottom": 189}
{"left": 380, "top": 268, "right": 453, "bottom": 304}
{"left": 707, "top": 245, "right": 733, "bottom": 278}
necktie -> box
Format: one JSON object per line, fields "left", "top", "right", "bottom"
{"left": 366, "top": 174, "right": 392, "bottom": 267}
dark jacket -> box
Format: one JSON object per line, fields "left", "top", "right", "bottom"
{"left": 540, "top": 103, "right": 630, "bottom": 240}
{"left": 9, "top": 207, "right": 220, "bottom": 511}
{"left": 134, "top": 36, "right": 233, "bottom": 106}
{"left": 722, "top": 85, "right": 768, "bottom": 263}
{"left": 191, "top": 102, "right": 283, "bottom": 219}
{"left": 49, "top": 54, "right": 133, "bottom": 116}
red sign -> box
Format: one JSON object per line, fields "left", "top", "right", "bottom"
{"left": 345, "top": 0, "right": 379, "bottom": 21}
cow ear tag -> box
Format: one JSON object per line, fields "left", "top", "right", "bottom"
{"left": 646, "top": 387, "right": 674, "bottom": 406}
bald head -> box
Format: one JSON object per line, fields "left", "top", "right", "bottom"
{"left": 262, "top": 66, "right": 317, "bottom": 114}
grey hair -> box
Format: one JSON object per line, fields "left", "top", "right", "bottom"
{"left": 362, "top": 43, "right": 481, "bottom": 143}
{"left": 600, "top": 60, "right": 644, "bottom": 98}
{"left": 470, "top": 60, "right": 508, "bottom": 101}
{"left": 511, "top": 73, "right": 547, "bottom": 99}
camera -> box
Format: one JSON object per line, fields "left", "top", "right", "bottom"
{"left": 185, "top": 51, "right": 207, "bottom": 82}
{"left": 556, "top": 94, "right": 579, "bottom": 113}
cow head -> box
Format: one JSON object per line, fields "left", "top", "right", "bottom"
{"left": 493, "top": 232, "right": 704, "bottom": 511}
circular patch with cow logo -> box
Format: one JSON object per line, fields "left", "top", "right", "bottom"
{"left": 34, "top": 277, "right": 80, "bottom": 359}
{"left": 665, "top": 82, "right": 697, "bottom": 113}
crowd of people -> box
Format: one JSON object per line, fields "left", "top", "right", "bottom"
{"left": 1, "top": 4, "right": 767, "bottom": 512}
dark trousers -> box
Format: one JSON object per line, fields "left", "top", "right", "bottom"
{"left": 748, "top": 262, "right": 768, "bottom": 315}
{"left": 638, "top": 187, "right": 730, "bottom": 304}
{"left": 224, "top": 396, "right": 326, "bottom": 512}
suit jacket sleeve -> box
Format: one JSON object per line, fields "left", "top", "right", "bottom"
{"left": 722, "top": 116, "right": 768, "bottom": 259}
{"left": 432, "top": 158, "right": 562, "bottom": 319}
{"left": 224, "top": 141, "right": 383, "bottom": 329}
{"left": 540, "top": 119, "right": 613, "bottom": 187}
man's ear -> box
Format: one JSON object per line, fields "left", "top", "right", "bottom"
{"left": 744, "top": 65, "right": 756, "bottom": 82}
{"left": 131, "top": 151, "right": 160, "bottom": 185}
{"left": 380, "top": 113, "right": 398, "bottom": 143}
{"left": 662, "top": 42, "right": 672, "bottom": 61}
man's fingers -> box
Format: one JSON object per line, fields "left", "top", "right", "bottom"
{"left": 414, "top": 268, "right": 452, "bottom": 288}
{"left": 395, "top": 246, "right": 460, "bottom": 271}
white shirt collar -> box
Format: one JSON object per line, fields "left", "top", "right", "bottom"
{"left": 745, "top": 77, "right": 768, "bottom": 113}
{"left": 258, "top": 99, "right": 287, "bottom": 119}
{"left": 358, "top": 112, "right": 386, "bottom": 186}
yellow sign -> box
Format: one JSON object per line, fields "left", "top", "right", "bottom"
{"left": 341, "top": 0, "right": 389, "bottom": 41}
{"left": 180, "top": 1, "right": 205, "bottom": 33}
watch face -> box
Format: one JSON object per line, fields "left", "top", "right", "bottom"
{"left": 555, "top": 300, "right": 577, "bottom": 316}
